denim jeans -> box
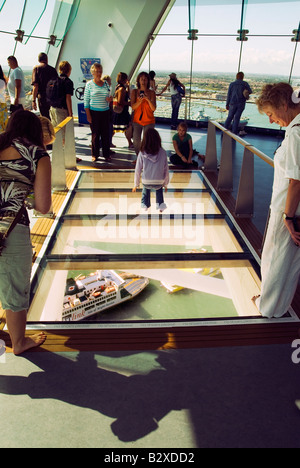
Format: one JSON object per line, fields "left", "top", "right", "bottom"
{"left": 141, "top": 185, "right": 165, "bottom": 209}
{"left": 224, "top": 103, "right": 245, "bottom": 134}
{"left": 171, "top": 93, "right": 182, "bottom": 128}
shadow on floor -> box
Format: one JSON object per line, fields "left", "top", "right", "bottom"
{"left": 1, "top": 344, "right": 300, "bottom": 447}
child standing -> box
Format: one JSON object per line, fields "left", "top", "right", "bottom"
{"left": 133, "top": 128, "right": 169, "bottom": 211}
{"left": 170, "top": 121, "right": 197, "bottom": 168}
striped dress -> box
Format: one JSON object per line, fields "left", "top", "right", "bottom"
{"left": 84, "top": 80, "right": 110, "bottom": 111}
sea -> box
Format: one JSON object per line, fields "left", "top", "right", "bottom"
{"left": 156, "top": 97, "right": 278, "bottom": 130}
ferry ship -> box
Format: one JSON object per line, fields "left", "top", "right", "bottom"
{"left": 62, "top": 270, "right": 149, "bottom": 322}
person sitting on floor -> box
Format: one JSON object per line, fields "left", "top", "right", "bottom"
{"left": 169, "top": 122, "right": 198, "bottom": 168}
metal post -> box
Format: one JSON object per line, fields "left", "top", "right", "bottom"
{"left": 52, "top": 129, "right": 67, "bottom": 191}
{"left": 217, "top": 132, "right": 233, "bottom": 191}
{"left": 235, "top": 147, "right": 254, "bottom": 217}
{"left": 203, "top": 121, "right": 218, "bottom": 171}
{"left": 64, "top": 117, "right": 76, "bottom": 169}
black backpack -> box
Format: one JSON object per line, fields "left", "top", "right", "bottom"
{"left": 46, "top": 77, "right": 65, "bottom": 107}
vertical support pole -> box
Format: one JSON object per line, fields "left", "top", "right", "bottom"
{"left": 235, "top": 147, "right": 254, "bottom": 217}
{"left": 52, "top": 129, "right": 67, "bottom": 191}
{"left": 64, "top": 118, "right": 76, "bottom": 169}
{"left": 203, "top": 121, "right": 218, "bottom": 171}
{"left": 217, "top": 132, "right": 233, "bottom": 191}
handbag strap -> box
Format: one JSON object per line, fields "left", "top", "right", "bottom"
{"left": 0, "top": 203, "right": 26, "bottom": 256}
{"left": 0, "top": 186, "right": 30, "bottom": 254}
{"left": 3, "top": 203, "right": 26, "bottom": 239}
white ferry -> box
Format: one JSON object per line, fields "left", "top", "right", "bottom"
{"left": 62, "top": 270, "right": 149, "bottom": 321}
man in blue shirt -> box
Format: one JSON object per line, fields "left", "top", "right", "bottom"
{"left": 224, "top": 72, "right": 252, "bottom": 135}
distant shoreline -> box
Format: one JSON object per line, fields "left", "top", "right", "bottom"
{"left": 3, "top": 68, "right": 300, "bottom": 81}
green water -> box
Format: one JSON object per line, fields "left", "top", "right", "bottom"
{"left": 67, "top": 240, "right": 238, "bottom": 322}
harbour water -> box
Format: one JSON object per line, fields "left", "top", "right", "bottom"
{"left": 156, "top": 97, "right": 278, "bottom": 130}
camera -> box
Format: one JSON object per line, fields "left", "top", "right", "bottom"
{"left": 139, "top": 91, "right": 145, "bottom": 98}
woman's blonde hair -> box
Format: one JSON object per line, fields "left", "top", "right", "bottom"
{"left": 39, "top": 116, "right": 55, "bottom": 145}
{"left": 90, "top": 62, "right": 102, "bottom": 74}
{"left": 256, "top": 82, "right": 299, "bottom": 114}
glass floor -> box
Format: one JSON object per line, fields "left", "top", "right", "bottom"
{"left": 27, "top": 170, "right": 298, "bottom": 328}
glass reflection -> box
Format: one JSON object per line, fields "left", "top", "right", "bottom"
{"left": 28, "top": 263, "right": 261, "bottom": 323}
{"left": 50, "top": 218, "right": 243, "bottom": 255}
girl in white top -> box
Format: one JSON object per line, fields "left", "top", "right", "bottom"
{"left": 254, "top": 83, "right": 300, "bottom": 318}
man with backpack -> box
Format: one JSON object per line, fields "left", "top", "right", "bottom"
{"left": 31, "top": 52, "right": 58, "bottom": 119}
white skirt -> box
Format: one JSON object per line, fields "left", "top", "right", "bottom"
{"left": 257, "top": 211, "right": 300, "bottom": 318}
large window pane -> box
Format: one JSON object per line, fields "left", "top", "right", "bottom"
{"left": 195, "top": 2, "right": 242, "bottom": 35}
{"left": 290, "top": 44, "right": 300, "bottom": 82}
{"left": 0, "top": 0, "right": 25, "bottom": 31}
{"left": 240, "top": 36, "right": 296, "bottom": 78}
{"left": 244, "top": 0, "right": 300, "bottom": 35}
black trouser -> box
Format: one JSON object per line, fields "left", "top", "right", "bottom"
{"left": 90, "top": 109, "right": 110, "bottom": 159}
{"left": 38, "top": 95, "right": 51, "bottom": 120}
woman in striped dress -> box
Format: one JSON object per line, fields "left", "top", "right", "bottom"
{"left": 84, "top": 63, "right": 112, "bottom": 162}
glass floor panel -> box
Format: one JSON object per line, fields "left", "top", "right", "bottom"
{"left": 28, "top": 263, "right": 261, "bottom": 323}
{"left": 51, "top": 218, "right": 243, "bottom": 255}
{"left": 78, "top": 170, "right": 206, "bottom": 190}
{"left": 67, "top": 191, "right": 221, "bottom": 216}
{"left": 28, "top": 169, "right": 276, "bottom": 326}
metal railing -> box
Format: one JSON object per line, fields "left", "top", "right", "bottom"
{"left": 52, "top": 116, "right": 76, "bottom": 191}
{"left": 203, "top": 120, "right": 274, "bottom": 219}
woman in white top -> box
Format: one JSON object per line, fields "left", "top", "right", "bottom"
{"left": 253, "top": 83, "right": 300, "bottom": 318}
{"left": 158, "top": 72, "right": 185, "bottom": 129}
{"left": 0, "top": 65, "right": 8, "bottom": 132}
{"left": 84, "top": 63, "right": 112, "bottom": 162}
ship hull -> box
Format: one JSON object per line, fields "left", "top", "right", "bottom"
{"left": 62, "top": 276, "right": 149, "bottom": 322}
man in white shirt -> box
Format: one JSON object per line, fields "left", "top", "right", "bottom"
{"left": 7, "top": 56, "right": 26, "bottom": 108}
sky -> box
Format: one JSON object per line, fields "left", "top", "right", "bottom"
{"left": 0, "top": 0, "right": 299, "bottom": 77}
{"left": 141, "top": 1, "right": 300, "bottom": 77}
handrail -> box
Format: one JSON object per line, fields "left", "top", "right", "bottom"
{"left": 210, "top": 120, "right": 275, "bottom": 167}
{"left": 204, "top": 120, "right": 276, "bottom": 219}
{"left": 245, "top": 145, "right": 274, "bottom": 168}
{"left": 54, "top": 116, "right": 73, "bottom": 134}
{"left": 52, "top": 116, "right": 76, "bottom": 191}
